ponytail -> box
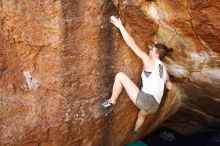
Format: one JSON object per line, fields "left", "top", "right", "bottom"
{"left": 154, "top": 43, "right": 173, "bottom": 60}
{"left": 166, "top": 47, "right": 173, "bottom": 57}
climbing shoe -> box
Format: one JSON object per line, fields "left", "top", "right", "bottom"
{"left": 131, "top": 127, "right": 138, "bottom": 134}
{"left": 100, "top": 100, "right": 114, "bottom": 109}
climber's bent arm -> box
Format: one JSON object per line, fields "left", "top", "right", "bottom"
{"left": 165, "top": 73, "right": 172, "bottom": 90}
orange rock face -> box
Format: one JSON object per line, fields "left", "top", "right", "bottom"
{"left": 0, "top": 0, "right": 219, "bottom": 146}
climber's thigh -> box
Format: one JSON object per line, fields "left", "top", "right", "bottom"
{"left": 116, "top": 72, "right": 139, "bottom": 104}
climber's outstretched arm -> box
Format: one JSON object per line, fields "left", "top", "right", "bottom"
{"left": 110, "top": 16, "right": 150, "bottom": 62}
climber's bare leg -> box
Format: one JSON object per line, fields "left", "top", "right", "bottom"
{"left": 109, "top": 72, "right": 139, "bottom": 105}
{"left": 134, "top": 110, "right": 148, "bottom": 131}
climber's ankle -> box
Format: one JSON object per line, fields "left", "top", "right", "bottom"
{"left": 108, "top": 99, "right": 116, "bottom": 105}
{"left": 100, "top": 99, "right": 115, "bottom": 109}
{"left": 131, "top": 127, "right": 138, "bottom": 134}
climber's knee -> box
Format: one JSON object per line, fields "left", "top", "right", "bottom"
{"left": 115, "top": 72, "right": 125, "bottom": 81}
{"left": 138, "top": 110, "right": 148, "bottom": 119}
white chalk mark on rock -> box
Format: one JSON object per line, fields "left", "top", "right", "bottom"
{"left": 147, "top": 3, "right": 160, "bottom": 23}
{"left": 22, "top": 71, "right": 40, "bottom": 90}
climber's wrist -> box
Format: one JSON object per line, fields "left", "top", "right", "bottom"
{"left": 118, "top": 24, "right": 124, "bottom": 30}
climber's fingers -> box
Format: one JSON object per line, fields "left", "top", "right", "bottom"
{"left": 110, "top": 16, "right": 117, "bottom": 24}
{"left": 110, "top": 16, "right": 117, "bottom": 22}
{"left": 110, "top": 19, "right": 116, "bottom": 25}
{"left": 110, "top": 16, "right": 122, "bottom": 28}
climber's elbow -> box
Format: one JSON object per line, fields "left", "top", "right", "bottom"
{"left": 166, "top": 81, "right": 173, "bottom": 90}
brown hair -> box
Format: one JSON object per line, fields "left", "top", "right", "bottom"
{"left": 154, "top": 43, "right": 173, "bottom": 60}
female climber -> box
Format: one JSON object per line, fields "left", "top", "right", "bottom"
{"left": 100, "top": 16, "right": 173, "bottom": 134}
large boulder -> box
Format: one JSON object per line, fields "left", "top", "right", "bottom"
{"left": 0, "top": 0, "right": 219, "bottom": 145}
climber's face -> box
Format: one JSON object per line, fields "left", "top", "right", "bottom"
{"left": 148, "top": 44, "right": 159, "bottom": 58}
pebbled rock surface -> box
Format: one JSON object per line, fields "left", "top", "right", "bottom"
{"left": 0, "top": 0, "right": 219, "bottom": 145}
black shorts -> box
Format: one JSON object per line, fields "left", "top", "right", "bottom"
{"left": 136, "top": 91, "right": 159, "bottom": 113}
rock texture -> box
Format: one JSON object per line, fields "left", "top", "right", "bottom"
{"left": 0, "top": 0, "right": 219, "bottom": 146}
{"left": 153, "top": 0, "right": 220, "bottom": 134}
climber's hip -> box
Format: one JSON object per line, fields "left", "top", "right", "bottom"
{"left": 136, "top": 91, "right": 159, "bottom": 113}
